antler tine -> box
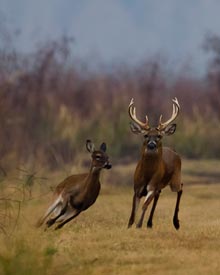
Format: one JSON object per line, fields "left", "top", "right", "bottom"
{"left": 157, "top": 97, "right": 180, "bottom": 130}
{"left": 128, "top": 98, "right": 150, "bottom": 130}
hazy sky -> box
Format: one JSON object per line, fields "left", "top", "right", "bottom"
{"left": 1, "top": 0, "right": 220, "bottom": 73}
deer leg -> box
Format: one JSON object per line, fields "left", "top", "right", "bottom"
{"left": 136, "top": 191, "right": 154, "bottom": 228}
{"left": 46, "top": 202, "right": 68, "bottom": 228}
{"left": 173, "top": 189, "right": 183, "bottom": 230}
{"left": 147, "top": 190, "right": 161, "bottom": 228}
{"left": 55, "top": 207, "right": 73, "bottom": 223}
{"left": 55, "top": 211, "right": 81, "bottom": 230}
{"left": 128, "top": 193, "right": 140, "bottom": 228}
{"left": 36, "top": 195, "right": 63, "bottom": 227}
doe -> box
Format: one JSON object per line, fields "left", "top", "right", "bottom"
{"left": 36, "top": 140, "right": 111, "bottom": 230}
{"left": 128, "top": 98, "right": 183, "bottom": 229}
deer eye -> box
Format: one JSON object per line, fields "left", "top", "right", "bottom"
{"left": 157, "top": 135, "right": 162, "bottom": 139}
{"left": 96, "top": 155, "right": 101, "bottom": 160}
{"left": 144, "top": 134, "right": 149, "bottom": 139}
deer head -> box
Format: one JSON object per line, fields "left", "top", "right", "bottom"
{"left": 128, "top": 98, "right": 180, "bottom": 153}
{"left": 86, "top": 140, "right": 112, "bottom": 169}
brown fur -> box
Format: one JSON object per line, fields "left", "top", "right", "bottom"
{"left": 36, "top": 141, "right": 111, "bottom": 230}
{"left": 128, "top": 128, "right": 183, "bottom": 229}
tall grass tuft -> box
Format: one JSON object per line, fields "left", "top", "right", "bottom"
{"left": 0, "top": 238, "right": 56, "bottom": 275}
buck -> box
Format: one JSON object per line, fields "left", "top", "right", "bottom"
{"left": 36, "top": 140, "right": 111, "bottom": 230}
{"left": 127, "top": 97, "right": 183, "bottom": 229}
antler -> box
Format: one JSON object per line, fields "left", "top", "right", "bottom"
{"left": 128, "top": 98, "right": 150, "bottom": 130}
{"left": 157, "top": 97, "right": 180, "bottom": 130}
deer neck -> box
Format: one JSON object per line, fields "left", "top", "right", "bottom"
{"left": 84, "top": 166, "right": 102, "bottom": 190}
{"left": 140, "top": 145, "right": 163, "bottom": 172}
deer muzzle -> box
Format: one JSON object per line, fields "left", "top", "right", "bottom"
{"left": 147, "top": 141, "right": 157, "bottom": 151}
{"left": 104, "top": 162, "right": 112, "bottom": 169}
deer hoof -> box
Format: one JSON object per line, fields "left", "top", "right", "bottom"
{"left": 127, "top": 224, "right": 132, "bottom": 229}
{"left": 173, "top": 218, "right": 180, "bottom": 230}
{"left": 55, "top": 223, "right": 63, "bottom": 230}
{"left": 147, "top": 221, "right": 153, "bottom": 228}
{"left": 136, "top": 223, "right": 142, "bottom": 229}
{"left": 46, "top": 219, "right": 55, "bottom": 227}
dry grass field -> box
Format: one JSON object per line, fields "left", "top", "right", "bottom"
{"left": 0, "top": 159, "right": 220, "bottom": 275}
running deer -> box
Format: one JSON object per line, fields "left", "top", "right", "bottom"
{"left": 127, "top": 98, "right": 183, "bottom": 229}
{"left": 36, "top": 140, "right": 111, "bottom": 230}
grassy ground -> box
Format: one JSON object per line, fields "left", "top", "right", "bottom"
{"left": 0, "top": 159, "right": 220, "bottom": 275}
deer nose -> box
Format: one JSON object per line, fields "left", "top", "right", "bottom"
{"left": 147, "top": 141, "right": 157, "bottom": 150}
{"left": 104, "top": 162, "right": 112, "bottom": 169}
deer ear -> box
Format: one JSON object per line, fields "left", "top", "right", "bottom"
{"left": 86, "top": 140, "right": 95, "bottom": 153}
{"left": 100, "top": 142, "right": 107, "bottom": 152}
{"left": 130, "top": 122, "right": 145, "bottom": 134}
{"left": 163, "top": 123, "right": 176, "bottom": 136}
